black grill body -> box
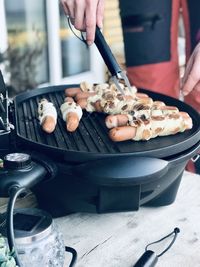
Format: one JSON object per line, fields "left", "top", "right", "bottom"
{"left": 1, "top": 85, "right": 200, "bottom": 217}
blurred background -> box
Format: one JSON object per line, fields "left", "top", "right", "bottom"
{"left": 0, "top": 0, "right": 185, "bottom": 97}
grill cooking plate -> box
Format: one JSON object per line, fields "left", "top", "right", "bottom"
{"left": 14, "top": 85, "right": 200, "bottom": 162}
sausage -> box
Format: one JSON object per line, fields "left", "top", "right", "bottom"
{"left": 109, "top": 126, "right": 137, "bottom": 142}
{"left": 60, "top": 98, "right": 83, "bottom": 132}
{"left": 76, "top": 98, "right": 103, "bottom": 112}
{"left": 77, "top": 98, "right": 87, "bottom": 109}
{"left": 66, "top": 112, "right": 80, "bottom": 132}
{"left": 105, "top": 114, "right": 129, "bottom": 129}
{"left": 94, "top": 100, "right": 103, "bottom": 112}
{"left": 38, "top": 99, "right": 57, "bottom": 134}
{"left": 64, "top": 97, "right": 74, "bottom": 103}
{"left": 65, "top": 96, "right": 80, "bottom": 132}
{"left": 179, "top": 112, "right": 193, "bottom": 129}
{"left": 75, "top": 92, "right": 96, "bottom": 102}
{"left": 41, "top": 116, "right": 57, "bottom": 134}
{"left": 135, "top": 93, "right": 149, "bottom": 98}
{"left": 124, "top": 95, "right": 135, "bottom": 101}
{"left": 152, "top": 101, "right": 166, "bottom": 108}
{"left": 65, "top": 87, "right": 82, "bottom": 97}
{"left": 160, "top": 106, "right": 179, "bottom": 111}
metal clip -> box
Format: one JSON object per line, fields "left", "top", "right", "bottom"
{"left": 120, "top": 71, "right": 133, "bottom": 93}
{"left": 112, "top": 75, "right": 125, "bottom": 95}
{"left": 112, "top": 71, "right": 133, "bottom": 95}
{"left": 191, "top": 154, "right": 200, "bottom": 163}
{"left": 0, "top": 94, "right": 5, "bottom": 113}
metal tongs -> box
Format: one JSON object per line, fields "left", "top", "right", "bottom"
{"left": 0, "top": 70, "right": 10, "bottom": 131}
{"left": 94, "top": 27, "right": 132, "bottom": 95}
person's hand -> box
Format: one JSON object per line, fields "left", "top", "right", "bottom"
{"left": 61, "top": 0, "right": 105, "bottom": 45}
{"left": 182, "top": 43, "right": 200, "bottom": 96}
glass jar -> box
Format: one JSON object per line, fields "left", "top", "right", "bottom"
{"left": 13, "top": 208, "right": 65, "bottom": 267}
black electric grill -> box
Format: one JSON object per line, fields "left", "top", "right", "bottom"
{"left": 14, "top": 85, "right": 200, "bottom": 161}
{"left": 1, "top": 82, "right": 200, "bottom": 217}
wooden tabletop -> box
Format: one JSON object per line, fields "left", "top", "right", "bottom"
{"left": 56, "top": 171, "right": 200, "bottom": 267}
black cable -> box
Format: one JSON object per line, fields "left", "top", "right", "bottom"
{"left": 6, "top": 186, "right": 27, "bottom": 267}
{"left": 145, "top": 227, "right": 180, "bottom": 257}
{"left": 65, "top": 246, "right": 77, "bottom": 267}
{"left": 67, "top": 16, "right": 88, "bottom": 48}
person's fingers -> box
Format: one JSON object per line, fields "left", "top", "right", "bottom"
{"left": 64, "top": 0, "right": 75, "bottom": 19}
{"left": 61, "top": 1, "right": 70, "bottom": 15}
{"left": 74, "top": 0, "right": 86, "bottom": 31}
{"left": 96, "top": 0, "right": 105, "bottom": 29}
{"left": 85, "top": 1, "right": 99, "bottom": 45}
{"left": 182, "top": 43, "right": 200, "bottom": 96}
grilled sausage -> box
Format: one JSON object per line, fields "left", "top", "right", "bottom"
{"left": 60, "top": 98, "right": 83, "bottom": 132}
{"left": 75, "top": 92, "right": 96, "bottom": 102}
{"left": 109, "top": 110, "right": 193, "bottom": 142}
{"left": 179, "top": 112, "right": 193, "bottom": 129}
{"left": 76, "top": 98, "right": 103, "bottom": 112}
{"left": 135, "top": 93, "right": 149, "bottom": 98}
{"left": 64, "top": 97, "right": 74, "bottom": 103}
{"left": 66, "top": 112, "right": 80, "bottom": 132}
{"left": 41, "top": 116, "right": 57, "bottom": 134}
{"left": 38, "top": 99, "right": 57, "bottom": 134}
{"left": 109, "top": 126, "right": 137, "bottom": 142}
{"left": 77, "top": 98, "right": 87, "bottom": 109}
{"left": 94, "top": 100, "right": 103, "bottom": 112}
{"left": 65, "top": 87, "right": 82, "bottom": 97}
{"left": 105, "top": 114, "right": 129, "bottom": 129}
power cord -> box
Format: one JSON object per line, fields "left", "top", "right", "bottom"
{"left": 6, "top": 186, "right": 27, "bottom": 267}
{"left": 133, "top": 227, "right": 180, "bottom": 267}
{"left": 6, "top": 185, "right": 78, "bottom": 267}
{"left": 65, "top": 246, "right": 77, "bottom": 267}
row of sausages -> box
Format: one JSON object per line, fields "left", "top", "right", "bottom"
{"left": 38, "top": 85, "right": 193, "bottom": 142}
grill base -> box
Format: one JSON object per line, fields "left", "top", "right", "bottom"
{"left": 32, "top": 157, "right": 186, "bottom": 218}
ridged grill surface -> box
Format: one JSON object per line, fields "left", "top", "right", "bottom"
{"left": 16, "top": 90, "right": 119, "bottom": 154}
{"left": 14, "top": 85, "right": 200, "bottom": 160}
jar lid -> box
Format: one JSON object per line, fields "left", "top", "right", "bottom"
{"left": 13, "top": 208, "right": 53, "bottom": 244}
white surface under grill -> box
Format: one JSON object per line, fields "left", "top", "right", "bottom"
{"left": 56, "top": 171, "right": 200, "bottom": 267}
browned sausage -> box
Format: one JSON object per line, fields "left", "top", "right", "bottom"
{"left": 66, "top": 112, "right": 80, "bottom": 132}
{"left": 135, "top": 93, "right": 149, "bottom": 98}
{"left": 124, "top": 95, "right": 135, "bottom": 101}
{"left": 179, "top": 112, "right": 193, "bottom": 129}
{"left": 109, "top": 126, "right": 137, "bottom": 142}
{"left": 65, "top": 87, "right": 82, "bottom": 97}
{"left": 94, "top": 101, "right": 103, "bottom": 112}
{"left": 105, "top": 114, "right": 129, "bottom": 129}
{"left": 42, "top": 116, "right": 56, "bottom": 134}
{"left": 75, "top": 92, "right": 96, "bottom": 102}
{"left": 160, "top": 106, "right": 178, "bottom": 111}
{"left": 64, "top": 97, "right": 74, "bottom": 103}
{"left": 152, "top": 101, "right": 166, "bottom": 108}
{"left": 62, "top": 97, "right": 82, "bottom": 132}
{"left": 76, "top": 98, "right": 102, "bottom": 112}
{"left": 77, "top": 98, "right": 87, "bottom": 109}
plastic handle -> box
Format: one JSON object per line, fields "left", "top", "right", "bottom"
{"left": 133, "top": 250, "right": 158, "bottom": 267}
{"left": 94, "top": 27, "right": 121, "bottom": 76}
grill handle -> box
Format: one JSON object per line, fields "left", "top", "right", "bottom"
{"left": 74, "top": 156, "right": 169, "bottom": 186}
{"left": 94, "top": 27, "right": 122, "bottom": 76}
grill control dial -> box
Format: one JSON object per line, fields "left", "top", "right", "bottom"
{"left": 3, "top": 153, "right": 31, "bottom": 170}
